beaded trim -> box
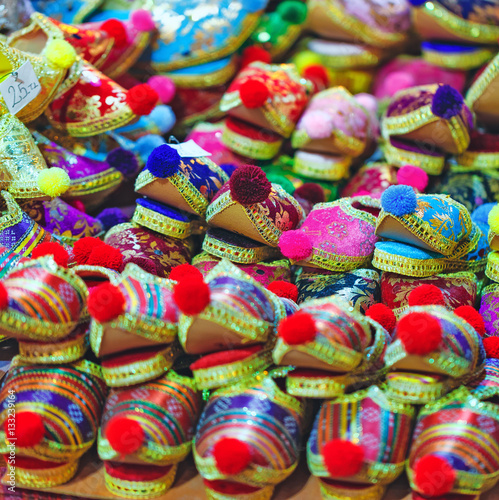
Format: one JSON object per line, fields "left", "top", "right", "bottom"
{"left": 166, "top": 58, "right": 237, "bottom": 88}
{"left": 132, "top": 203, "right": 205, "bottom": 239}
{"left": 415, "top": 1, "right": 499, "bottom": 44}
{"left": 466, "top": 53, "right": 499, "bottom": 111}
{"left": 101, "top": 343, "right": 180, "bottom": 388}
{"left": 205, "top": 485, "right": 274, "bottom": 500}
{"left": 10, "top": 461, "right": 79, "bottom": 489}
{"left": 222, "top": 125, "right": 282, "bottom": 160}
{"left": 384, "top": 374, "right": 449, "bottom": 403}
{"left": 372, "top": 246, "right": 448, "bottom": 277}
{"left": 318, "top": 480, "right": 386, "bottom": 500}
{"left": 382, "top": 140, "right": 445, "bottom": 175}
{"left": 18, "top": 330, "right": 88, "bottom": 364}
{"left": 293, "top": 152, "right": 351, "bottom": 181}
{"left": 305, "top": 41, "right": 383, "bottom": 69}
{"left": 455, "top": 150, "right": 499, "bottom": 170}
{"left": 202, "top": 232, "right": 280, "bottom": 264}
{"left": 66, "top": 168, "right": 123, "bottom": 198}
{"left": 423, "top": 46, "right": 494, "bottom": 71}
{"left": 193, "top": 348, "right": 274, "bottom": 390}
{"left": 105, "top": 464, "right": 177, "bottom": 499}
{"left": 286, "top": 373, "right": 349, "bottom": 399}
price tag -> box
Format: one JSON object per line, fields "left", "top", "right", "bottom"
{"left": 0, "top": 62, "right": 41, "bottom": 116}
{"left": 169, "top": 140, "right": 212, "bottom": 158}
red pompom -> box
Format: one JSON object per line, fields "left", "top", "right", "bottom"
{"left": 213, "top": 438, "right": 252, "bottom": 475}
{"left": 0, "top": 282, "right": 8, "bottom": 310}
{"left": 397, "top": 312, "right": 442, "bottom": 355}
{"left": 174, "top": 278, "right": 210, "bottom": 315}
{"left": 101, "top": 19, "right": 128, "bottom": 48}
{"left": 294, "top": 183, "right": 325, "bottom": 205}
{"left": 408, "top": 284, "right": 446, "bottom": 307}
{"left": 240, "top": 45, "right": 271, "bottom": 68}
{"left": 73, "top": 237, "right": 105, "bottom": 265}
{"left": 322, "top": 439, "right": 364, "bottom": 477}
{"left": 365, "top": 303, "right": 396, "bottom": 334}
{"left": 126, "top": 84, "right": 159, "bottom": 116}
{"left": 87, "top": 244, "right": 124, "bottom": 272}
{"left": 229, "top": 165, "right": 272, "bottom": 205}
{"left": 267, "top": 281, "right": 298, "bottom": 302}
{"left": 303, "top": 64, "right": 329, "bottom": 92}
{"left": 413, "top": 455, "right": 455, "bottom": 497}
{"left": 106, "top": 417, "right": 144, "bottom": 456}
{"left": 278, "top": 311, "right": 316, "bottom": 345}
{"left": 239, "top": 79, "right": 269, "bottom": 108}
{"left": 68, "top": 199, "right": 86, "bottom": 213}
{"left": 88, "top": 282, "right": 126, "bottom": 323}
{"left": 169, "top": 263, "right": 203, "bottom": 283}
{"left": 7, "top": 411, "right": 45, "bottom": 448}
{"left": 483, "top": 336, "right": 499, "bottom": 359}
{"left": 31, "top": 242, "right": 69, "bottom": 268}
{"left": 454, "top": 305, "right": 485, "bottom": 337}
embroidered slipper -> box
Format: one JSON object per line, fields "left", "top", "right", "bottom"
{"left": 292, "top": 150, "right": 351, "bottom": 181}
{"left": 308, "top": 385, "right": 415, "bottom": 500}
{"left": 421, "top": 42, "right": 495, "bottom": 71}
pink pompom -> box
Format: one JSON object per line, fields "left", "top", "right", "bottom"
{"left": 147, "top": 75, "right": 175, "bottom": 104}
{"left": 130, "top": 9, "right": 156, "bottom": 32}
{"left": 355, "top": 93, "right": 378, "bottom": 114}
{"left": 385, "top": 71, "right": 416, "bottom": 97}
{"left": 302, "top": 110, "right": 334, "bottom": 140}
{"left": 352, "top": 189, "right": 372, "bottom": 197}
{"left": 279, "top": 230, "right": 313, "bottom": 261}
{"left": 397, "top": 165, "right": 429, "bottom": 192}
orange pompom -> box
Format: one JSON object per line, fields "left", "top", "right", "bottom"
{"left": 278, "top": 311, "right": 316, "bottom": 345}
{"left": 397, "top": 312, "right": 442, "bottom": 355}
{"left": 267, "top": 281, "right": 298, "bottom": 302}
{"left": 31, "top": 242, "right": 69, "bottom": 267}
{"left": 322, "top": 439, "right": 364, "bottom": 477}
{"left": 174, "top": 278, "right": 210, "bottom": 315}
{"left": 106, "top": 417, "right": 144, "bottom": 455}
{"left": 88, "top": 282, "right": 126, "bottom": 323}
{"left": 213, "top": 438, "right": 252, "bottom": 475}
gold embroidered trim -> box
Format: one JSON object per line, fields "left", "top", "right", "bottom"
{"left": 286, "top": 373, "right": 349, "bottom": 399}
{"left": 292, "top": 153, "right": 351, "bottom": 181}
{"left": 384, "top": 374, "right": 450, "bottom": 403}
{"left": 317, "top": 479, "right": 386, "bottom": 500}
{"left": 105, "top": 464, "right": 177, "bottom": 498}
{"left": 291, "top": 128, "right": 364, "bottom": 157}
{"left": 8, "top": 460, "right": 78, "bottom": 489}
{"left": 66, "top": 169, "right": 123, "bottom": 197}
{"left": 455, "top": 150, "right": 499, "bottom": 170}
{"left": 166, "top": 58, "right": 237, "bottom": 89}
{"left": 486, "top": 254, "right": 499, "bottom": 283}
{"left": 382, "top": 140, "right": 445, "bottom": 175}
{"left": 423, "top": 46, "right": 494, "bottom": 71}
{"left": 206, "top": 485, "right": 274, "bottom": 500}
{"left": 466, "top": 53, "right": 499, "bottom": 111}
{"left": 222, "top": 125, "right": 282, "bottom": 160}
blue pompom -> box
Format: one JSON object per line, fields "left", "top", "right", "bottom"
{"left": 246, "top": 0, "right": 268, "bottom": 13}
{"left": 149, "top": 105, "right": 176, "bottom": 134}
{"left": 135, "top": 135, "right": 166, "bottom": 163}
{"left": 106, "top": 147, "right": 139, "bottom": 178}
{"left": 381, "top": 185, "right": 417, "bottom": 217}
{"left": 431, "top": 84, "right": 464, "bottom": 120}
{"left": 472, "top": 202, "right": 496, "bottom": 232}
{"left": 97, "top": 207, "right": 129, "bottom": 231}
{"left": 146, "top": 144, "right": 181, "bottom": 178}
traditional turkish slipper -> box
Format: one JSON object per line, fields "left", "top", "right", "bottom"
{"left": 410, "top": 0, "right": 499, "bottom": 46}
{"left": 381, "top": 272, "right": 478, "bottom": 318}
{"left": 175, "top": 259, "right": 286, "bottom": 356}
{"left": 382, "top": 137, "right": 447, "bottom": 176}
{"left": 0, "top": 357, "right": 107, "bottom": 487}
{"left": 382, "top": 84, "right": 472, "bottom": 155}
{"left": 469, "top": 356, "right": 499, "bottom": 401}
{"left": 132, "top": 198, "right": 206, "bottom": 240}
{"left": 292, "top": 87, "right": 378, "bottom": 158}
{"left": 185, "top": 121, "right": 248, "bottom": 168}
{"left": 407, "top": 386, "right": 499, "bottom": 498}
{"left": 444, "top": 223, "right": 489, "bottom": 274}
{"left": 384, "top": 305, "right": 485, "bottom": 403}
{"left": 485, "top": 251, "right": 499, "bottom": 283}
{"left": 0, "top": 110, "right": 70, "bottom": 200}
{"left": 222, "top": 116, "right": 284, "bottom": 160}
{"left": 33, "top": 132, "right": 126, "bottom": 211}
{"left": 220, "top": 61, "right": 312, "bottom": 138}
{"left": 455, "top": 131, "right": 499, "bottom": 171}
{"left": 292, "top": 150, "right": 351, "bottom": 181}
{"left": 273, "top": 296, "right": 389, "bottom": 398}
{"left": 30, "top": 0, "right": 103, "bottom": 24}
{"left": 98, "top": 370, "right": 201, "bottom": 497}
{"left": 0, "top": 245, "right": 29, "bottom": 279}
{"left": 295, "top": 268, "right": 381, "bottom": 312}
{"left": 87, "top": 263, "right": 180, "bottom": 385}
{"left": 278, "top": 199, "right": 377, "bottom": 272}
{"left": 192, "top": 252, "right": 291, "bottom": 287}
{"left": 421, "top": 42, "right": 495, "bottom": 71}
{"left": 206, "top": 165, "right": 305, "bottom": 247}
{"left": 0, "top": 38, "right": 75, "bottom": 123}
{"left": 306, "top": 0, "right": 411, "bottom": 48}
{"left": 104, "top": 222, "right": 194, "bottom": 278}
{"left": 193, "top": 369, "right": 307, "bottom": 499}
{"left": 479, "top": 284, "right": 499, "bottom": 337}
{"left": 307, "top": 385, "right": 415, "bottom": 500}
{"left": 202, "top": 227, "right": 280, "bottom": 264}
{"left": 376, "top": 186, "right": 473, "bottom": 257}
{"left": 0, "top": 254, "right": 87, "bottom": 342}
{"left": 135, "top": 143, "right": 236, "bottom": 218}
{"left": 22, "top": 197, "right": 104, "bottom": 244}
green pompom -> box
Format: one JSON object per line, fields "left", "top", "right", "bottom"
{"left": 277, "top": 1, "right": 308, "bottom": 25}
{"left": 267, "top": 173, "right": 295, "bottom": 195}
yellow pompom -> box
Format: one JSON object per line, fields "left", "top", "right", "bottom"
{"left": 292, "top": 51, "right": 322, "bottom": 73}
{"left": 44, "top": 39, "right": 77, "bottom": 69}
{"left": 489, "top": 204, "right": 499, "bottom": 234}
{"left": 37, "top": 168, "right": 71, "bottom": 197}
